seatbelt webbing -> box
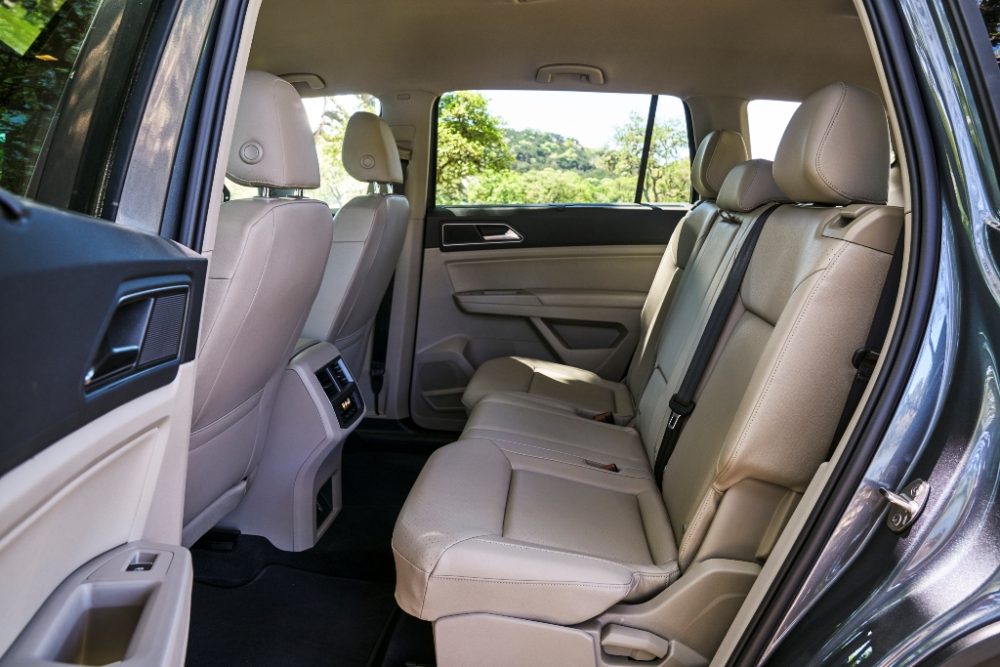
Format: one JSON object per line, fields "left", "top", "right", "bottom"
{"left": 370, "top": 158, "right": 408, "bottom": 415}
{"left": 653, "top": 203, "right": 782, "bottom": 488}
{"left": 370, "top": 276, "right": 394, "bottom": 415}
{"left": 827, "top": 231, "right": 904, "bottom": 452}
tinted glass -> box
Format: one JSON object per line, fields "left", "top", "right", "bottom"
{"left": 0, "top": 0, "right": 104, "bottom": 195}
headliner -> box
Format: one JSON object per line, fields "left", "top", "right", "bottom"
{"left": 248, "top": 0, "right": 878, "bottom": 102}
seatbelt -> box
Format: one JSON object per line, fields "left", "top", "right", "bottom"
{"left": 653, "top": 203, "right": 782, "bottom": 487}
{"left": 369, "top": 159, "right": 408, "bottom": 416}
{"left": 828, "top": 231, "right": 904, "bottom": 451}
{"left": 370, "top": 278, "right": 394, "bottom": 416}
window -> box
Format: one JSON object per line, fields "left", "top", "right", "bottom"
{"left": 981, "top": 0, "right": 1000, "bottom": 66}
{"left": 433, "top": 90, "right": 691, "bottom": 207}
{"left": 747, "top": 99, "right": 801, "bottom": 160}
{"left": 0, "top": 0, "right": 105, "bottom": 196}
{"left": 226, "top": 93, "right": 382, "bottom": 210}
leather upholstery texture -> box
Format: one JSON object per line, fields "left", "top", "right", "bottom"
{"left": 226, "top": 70, "right": 320, "bottom": 190}
{"left": 460, "top": 131, "right": 752, "bottom": 419}
{"left": 184, "top": 71, "right": 334, "bottom": 544}
{"left": 774, "top": 81, "right": 890, "bottom": 205}
{"left": 301, "top": 111, "right": 410, "bottom": 377}
{"left": 392, "top": 83, "right": 902, "bottom": 660}
{"left": 690, "top": 130, "right": 749, "bottom": 199}
{"left": 342, "top": 111, "right": 405, "bottom": 185}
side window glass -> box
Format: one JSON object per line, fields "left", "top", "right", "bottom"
{"left": 0, "top": 0, "right": 104, "bottom": 196}
{"left": 747, "top": 99, "right": 800, "bottom": 160}
{"left": 433, "top": 90, "right": 691, "bottom": 207}
{"left": 226, "top": 93, "right": 381, "bottom": 212}
{"left": 640, "top": 95, "right": 692, "bottom": 205}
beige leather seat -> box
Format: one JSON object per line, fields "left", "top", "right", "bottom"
{"left": 392, "top": 82, "right": 900, "bottom": 664}
{"left": 183, "top": 71, "right": 335, "bottom": 546}
{"left": 460, "top": 130, "right": 748, "bottom": 423}
{"left": 302, "top": 112, "right": 409, "bottom": 381}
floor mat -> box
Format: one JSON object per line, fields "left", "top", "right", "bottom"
{"left": 187, "top": 565, "right": 396, "bottom": 667}
{"left": 187, "top": 429, "right": 443, "bottom": 666}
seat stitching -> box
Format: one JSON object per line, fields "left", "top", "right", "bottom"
{"left": 679, "top": 488, "right": 721, "bottom": 565}
{"left": 470, "top": 537, "right": 645, "bottom": 571}
{"left": 814, "top": 82, "right": 867, "bottom": 202}
{"left": 431, "top": 576, "right": 630, "bottom": 590}
{"left": 718, "top": 243, "right": 849, "bottom": 483}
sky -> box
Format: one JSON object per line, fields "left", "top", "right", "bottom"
{"left": 303, "top": 90, "right": 801, "bottom": 161}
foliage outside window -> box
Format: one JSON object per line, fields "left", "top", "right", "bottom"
{"left": 227, "top": 93, "right": 381, "bottom": 210}
{"left": 434, "top": 90, "right": 691, "bottom": 207}
{"left": 0, "top": 0, "right": 103, "bottom": 196}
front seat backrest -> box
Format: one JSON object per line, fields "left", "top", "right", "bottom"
{"left": 183, "top": 70, "right": 335, "bottom": 545}
{"left": 302, "top": 112, "right": 410, "bottom": 383}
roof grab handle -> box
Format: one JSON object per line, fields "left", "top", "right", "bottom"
{"left": 535, "top": 64, "right": 606, "bottom": 85}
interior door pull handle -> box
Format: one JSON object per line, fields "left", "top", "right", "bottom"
{"left": 85, "top": 345, "right": 140, "bottom": 386}
{"left": 481, "top": 229, "right": 522, "bottom": 242}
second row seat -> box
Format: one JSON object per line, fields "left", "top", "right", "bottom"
{"left": 392, "top": 82, "right": 902, "bottom": 664}
{"left": 460, "top": 130, "right": 750, "bottom": 423}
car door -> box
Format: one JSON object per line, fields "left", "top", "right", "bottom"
{"left": 410, "top": 91, "right": 691, "bottom": 430}
{"left": 0, "top": 0, "right": 242, "bottom": 663}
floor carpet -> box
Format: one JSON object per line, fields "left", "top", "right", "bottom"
{"left": 186, "top": 424, "right": 446, "bottom": 667}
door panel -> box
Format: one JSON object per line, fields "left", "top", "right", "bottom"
{"left": 413, "top": 241, "right": 676, "bottom": 430}
{"left": 0, "top": 198, "right": 206, "bottom": 658}
{"left": 412, "top": 205, "right": 681, "bottom": 431}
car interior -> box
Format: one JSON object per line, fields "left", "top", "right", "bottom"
{"left": 0, "top": 0, "right": 915, "bottom": 665}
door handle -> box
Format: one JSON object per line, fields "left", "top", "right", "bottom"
{"left": 481, "top": 228, "right": 523, "bottom": 242}
{"left": 85, "top": 297, "right": 155, "bottom": 388}
{"left": 84, "top": 285, "right": 190, "bottom": 390}
{"left": 441, "top": 222, "right": 523, "bottom": 247}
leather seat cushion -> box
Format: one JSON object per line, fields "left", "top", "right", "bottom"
{"left": 462, "top": 392, "right": 651, "bottom": 477}
{"left": 461, "top": 356, "right": 635, "bottom": 419}
{"left": 392, "top": 438, "right": 678, "bottom": 624}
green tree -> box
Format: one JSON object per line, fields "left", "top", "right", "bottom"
{"left": 600, "top": 112, "right": 690, "bottom": 203}
{"left": 436, "top": 91, "right": 513, "bottom": 203}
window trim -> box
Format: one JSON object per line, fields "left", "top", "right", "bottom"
{"left": 25, "top": 0, "right": 163, "bottom": 216}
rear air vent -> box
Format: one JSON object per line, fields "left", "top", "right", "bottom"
{"left": 314, "top": 357, "right": 363, "bottom": 428}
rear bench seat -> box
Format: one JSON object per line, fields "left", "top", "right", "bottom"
{"left": 393, "top": 82, "right": 902, "bottom": 666}
{"left": 461, "top": 130, "right": 749, "bottom": 424}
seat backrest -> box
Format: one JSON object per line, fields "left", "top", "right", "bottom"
{"left": 635, "top": 158, "right": 788, "bottom": 461}
{"left": 184, "top": 71, "right": 335, "bottom": 544}
{"left": 660, "top": 82, "right": 900, "bottom": 569}
{"left": 625, "top": 130, "right": 748, "bottom": 396}
{"left": 302, "top": 112, "right": 410, "bottom": 375}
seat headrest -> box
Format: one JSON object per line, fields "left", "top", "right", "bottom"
{"left": 342, "top": 112, "right": 404, "bottom": 185}
{"left": 227, "top": 71, "right": 320, "bottom": 190}
{"left": 691, "top": 130, "right": 749, "bottom": 200}
{"left": 774, "top": 82, "right": 890, "bottom": 205}
{"left": 717, "top": 159, "right": 789, "bottom": 212}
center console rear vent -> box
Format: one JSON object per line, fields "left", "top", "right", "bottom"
{"left": 315, "top": 357, "right": 363, "bottom": 428}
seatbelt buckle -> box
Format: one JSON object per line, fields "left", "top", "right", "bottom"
{"left": 852, "top": 348, "right": 880, "bottom": 382}
{"left": 666, "top": 395, "right": 695, "bottom": 430}
{"left": 592, "top": 411, "right": 614, "bottom": 424}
